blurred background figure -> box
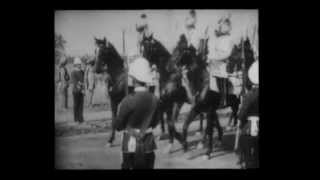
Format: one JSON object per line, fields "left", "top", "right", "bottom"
{"left": 71, "top": 57, "right": 85, "bottom": 124}
{"left": 85, "top": 58, "right": 96, "bottom": 108}
{"left": 57, "top": 56, "right": 70, "bottom": 110}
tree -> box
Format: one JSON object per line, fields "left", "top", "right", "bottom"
{"left": 55, "top": 33, "right": 67, "bottom": 64}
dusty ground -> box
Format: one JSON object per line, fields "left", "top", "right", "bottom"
{"left": 55, "top": 84, "right": 240, "bottom": 169}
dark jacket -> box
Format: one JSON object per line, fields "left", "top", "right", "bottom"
{"left": 71, "top": 68, "right": 85, "bottom": 93}
{"left": 114, "top": 88, "right": 160, "bottom": 153}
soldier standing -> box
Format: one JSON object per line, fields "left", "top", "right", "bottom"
{"left": 71, "top": 57, "right": 85, "bottom": 124}
{"left": 114, "top": 57, "right": 160, "bottom": 169}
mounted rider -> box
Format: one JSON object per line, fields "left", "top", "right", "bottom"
{"left": 135, "top": 13, "right": 158, "bottom": 94}
{"left": 136, "top": 13, "right": 153, "bottom": 56}
{"left": 206, "top": 12, "right": 235, "bottom": 106}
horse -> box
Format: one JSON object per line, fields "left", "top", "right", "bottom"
{"left": 178, "top": 35, "right": 257, "bottom": 158}
{"left": 93, "top": 37, "right": 128, "bottom": 146}
{"left": 164, "top": 34, "right": 223, "bottom": 157}
{"left": 140, "top": 34, "right": 187, "bottom": 153}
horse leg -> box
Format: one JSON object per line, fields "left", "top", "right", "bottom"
{"left": 107, "top": 99, "right": 117, "bottom": 146}
{"left": 197, "top": 113, "right": 207, "bottom": 150}
{"left": 182, "top": 104, "right": 201, "bottom": 152}
{"left": 205, "top": 108, "right": 215, "bottom": 158}
{"left": 157, "top": 100, "right": 166, "bottom": 138}
{"left": 160, "top": 109, "right": 166, "bottom": 134}
{"left": 164, "top": 103, "right": 183, "bottom": 153}
{"left": 232, "top": 96, "right": 241, "bottom": 127}
{"left": 214, "top": 111, "right": 223, "bottom": 147}
{"left": 197, "top": 113, "right": 204, "bottom": 135}
{"left": 225, "top": 95, "right": 234, "bottom": 129}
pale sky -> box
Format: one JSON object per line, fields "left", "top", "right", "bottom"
{"left": 55, "top": 10, "right": 258, "bottom": 57}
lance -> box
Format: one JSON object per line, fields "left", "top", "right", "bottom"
{"left": 122, "top": 29, "right": 128, "bottom": 96}
{"left": 234, "top": 30, "right": 247, "bottom": 151}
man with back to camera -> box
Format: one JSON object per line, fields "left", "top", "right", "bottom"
{"left": 114, "top": 56, "right": 160, "bottom": 169}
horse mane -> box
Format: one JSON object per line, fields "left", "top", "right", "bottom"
{"left": 153, "top": 38, "right": 171, "bottom": 60}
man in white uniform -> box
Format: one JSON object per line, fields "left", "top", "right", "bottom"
{"left": 206, "top": 13, "right": 234, "bottom": 106}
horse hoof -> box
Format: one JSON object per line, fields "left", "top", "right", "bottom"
{"left": 197, "top": 142, "right": 204, "bottom": 150}
{"left": 105, "top": 142, "right": 113, "bottom": 148}
{"left": 202, "top": 154, "right": 211, "bottom": 160}
{"left": 163, "top": 144, "right": 173, "bottom": 154}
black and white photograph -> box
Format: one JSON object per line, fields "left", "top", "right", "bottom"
{"left": 54, "top": 9, "right": 259, "bottom": 169}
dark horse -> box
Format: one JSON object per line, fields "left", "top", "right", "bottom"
{"left": 179, "top": 35, "right": 256, "bottom": 158}
{"left": 93, "top": 37, "right": 127, "bottom": 146}
{"left": 140, "top": 34, "right": 187, "bottom": 152}
{"left": 168, "top": 34, "right": 225, "bottom": 157}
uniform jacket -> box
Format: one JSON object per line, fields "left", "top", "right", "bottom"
{"left": 71, "top": 68, "right": 85, "bottom": 93}
{"left": 114, "top": 87, "right": 160, "bottom": 153}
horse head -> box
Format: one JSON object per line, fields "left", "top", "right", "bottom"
{"left": 173, "top": 34, "right": 198, "bottom": 70}
{"left": 140, "top": 33, "right": 158, "bottom": 66}
{"left": 140, "top": 34, "right": 172, "bottom": 76}
{"left": 93, "top": 37, "right": 123, "bottom": 75}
